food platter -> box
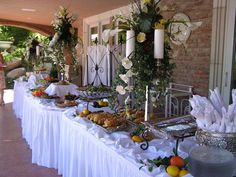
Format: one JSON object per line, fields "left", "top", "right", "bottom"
{"left": 82, "top": 111, "right": 127, "bottom": 134}
{"left": 77, "top": 86, "right": 111, "bottom": 100}
{"left": 152, "top": 115, "right": 197, "bottom": 139}
{"left": 55, "top": 101, "right": 78, "bottom": 108}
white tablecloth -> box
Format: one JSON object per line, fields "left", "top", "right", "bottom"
{"left": 21, "top": 93, "right": 70, "bottom": 168}
{"left": 45, "top": 83, "right": 78, "bottom": 98}
{"left": 58, "top": 109, "right": 196, "bottom": 177}
{"left": 13, "top": 80, "right": 29, "bottom": 119}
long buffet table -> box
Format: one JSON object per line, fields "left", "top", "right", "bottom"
{"left": 13, "top": 80, "right": 195, "bottom": 177}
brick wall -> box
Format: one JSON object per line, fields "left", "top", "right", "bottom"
{"left": 162, "top": 0, "right": 213, "bottom": 96}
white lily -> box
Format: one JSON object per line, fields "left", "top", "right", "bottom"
{"left": 102, "top": 29, "right": 111, "bottom": 43}
{"left": 119, "top": 74, "right": 129, "bottom": 83}
{"left": 126, "top": 70, "right": 135, "bottom": 77}
{"left": 116, "top": 85, "right": 126, "bottom": 95}
{"left": 122, "top": 57, "right": 133, "bottom": 70}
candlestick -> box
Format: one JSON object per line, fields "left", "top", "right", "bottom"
{"left": 154, "top": 29, "right": 164, "bottom": 59}
{"left": 144, "top": 85, "right": 150, "bottom": 122}
{"left": 36, "top": 46, "right": 40, "bottom": 56}
{"left": 126, "top": 30, "right": 135, "bottom": 58}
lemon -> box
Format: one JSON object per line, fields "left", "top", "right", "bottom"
{"left": 166, "top": 165, "right": 180, "bottom": 177}
{"left": 82, "top": 108, "right": 90, "bottom": 115}
{"left": 131, "top": 135, "right": 143, "bottom": 143}
{"left": 179, "top": 169, "right": 189, "bottom": 177}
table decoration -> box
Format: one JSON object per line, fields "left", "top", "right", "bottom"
{"left": 190, "top": 87, "right": 236, "bottom": 153}
{"left": 108, "top": 0, "right": 175, "bottom": 109}
{"left": 49, "top": 6, "right": 81, "bottom": 81}
{"left": 139, "top": 139, "right": 190, "bottom": 176}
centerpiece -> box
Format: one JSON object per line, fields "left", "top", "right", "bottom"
{"left": 49, "top": 6, "right": 80, "bottom": 82}
{"left": 109, "top": 0, "right": 175, "bottom": 114}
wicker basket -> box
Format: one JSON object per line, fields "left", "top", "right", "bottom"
{"left": 196, "top": 129, "right": 236, "bottom": 154}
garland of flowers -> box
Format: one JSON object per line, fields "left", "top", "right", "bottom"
{"left": 110, "top": 0, "right": 175, "bottom": 108}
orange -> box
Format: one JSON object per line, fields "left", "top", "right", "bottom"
{"left": 166, "top": 165, "right": 180, "bottom": 177}
{"left": 131, "top": 135, "right": 143, "bottom": 143}
{"left": 170, "top": 156, "right": 185, "bottom": 168}
{"left": 79, "top": 112, "right": 85, "bottom": 117}
{"left": 179, "top": 169, "right": 189, "bottom": 177}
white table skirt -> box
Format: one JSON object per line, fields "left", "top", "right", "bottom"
{"left": 58, "top": 110, "right": 195, "bottom": 177}
{"left": 13, "top": 80, "right": 29, "bottom": 119}
{"left": 22, "top": 94, "right": 66, "bottom": 168}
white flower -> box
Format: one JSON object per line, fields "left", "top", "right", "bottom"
{"left": 126, "top": 70, "right": 135, "bottom": 77}
{"left": 116, "top": 85, "right": 126, "bottom": 95}
{"left": 110, "top": 29, "right": 123, "bottom": 36}
{"left": 119, "top": 74, "right": 129, "bottom": 83}
{"left": 102, "top": 29, "right": 111, "bottom": 43}
{"left": 125, "top": 86, "right": 133, "bottom": 92}
{"left": 122, "top": 57, "right": 133, "bottom": 69}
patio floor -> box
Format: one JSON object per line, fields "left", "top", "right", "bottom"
{"left": 0, "top": 89, "right": 60, "bottom": 177}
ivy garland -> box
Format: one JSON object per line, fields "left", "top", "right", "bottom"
{"left": 110, "top": 0, "right": 175, "bottom": 108}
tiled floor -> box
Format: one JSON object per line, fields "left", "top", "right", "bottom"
{"left": 0, "top": 90, "right": 60, "bottom": 177}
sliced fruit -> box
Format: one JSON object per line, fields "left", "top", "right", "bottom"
{"left": 179, "top": 169, "right": 189, "bottom": 177}
{"left": 131, "top": 135, "right": 143, "bottom": 143}
{"left": 166, "top": 165, "right": 180, "bottom": 177}
{"left": 170, "top": 156, "right": 185, "bottom": 168}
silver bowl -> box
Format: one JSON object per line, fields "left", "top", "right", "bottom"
{"left": 196, "top": 129, "right": 236, "bottom": 154}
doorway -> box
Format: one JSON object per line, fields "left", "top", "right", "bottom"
{"left": 222, "top": 0, "right": 236, "bottom": 104}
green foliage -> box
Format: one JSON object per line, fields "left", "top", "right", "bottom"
{"left": 0, "top": 26, "right": 31, "bottom": 46}
{"left": 111, "top": 0, "right": 175, "bottom": 107}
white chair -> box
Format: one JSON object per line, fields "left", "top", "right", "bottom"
{"left": 165, "top": 83, "right": 193, "bottom": 118}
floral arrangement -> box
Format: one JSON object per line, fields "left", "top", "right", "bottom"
{"left": 49, "top": 6, "right": 81, "bottom": 80}
{"left": 110, "top": 0, "right": 175, "bottom": 108}
{"left": 50, "top": 6, "right": 77, "bottom": 47}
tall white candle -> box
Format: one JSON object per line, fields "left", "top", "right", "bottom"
{"left": 36, "top": 46, "right": 40, "bottom": 56}
{"left": 154, "top": 29, "right": 164, "bottom": 59}
{"left": 144, "top": 85, "right": 149, "bottom": 122}
{"left": 126, "top": 30, "right": 135, "bottom": 58}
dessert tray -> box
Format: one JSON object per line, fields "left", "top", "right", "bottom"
{"left": 83, "top": 111, "right": 126, "bottom": 133}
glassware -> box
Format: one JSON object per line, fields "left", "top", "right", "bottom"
{"left": 189, "top": 146, "right": 235, "bottom": 177}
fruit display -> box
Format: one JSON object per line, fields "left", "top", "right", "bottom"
{"left": 139, "top": 139, "right": 190, "bottom": 177}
